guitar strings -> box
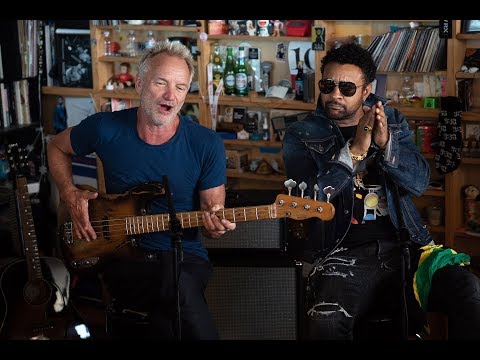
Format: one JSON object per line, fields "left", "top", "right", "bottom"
{"left": 62, "top": 208, "right": 276, "bottom": 239}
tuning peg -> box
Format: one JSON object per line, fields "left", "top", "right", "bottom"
{"left": 323, "top": 186, "right": 335, "bottom": 203}
{"left": 313, "top": 184, "right": 319, "bottom": 201}
{"left": 298, "top": 181, "right": 307, "bottom": 198}
{"left": 284, "top": 179, "right": 297, "bottom": 196}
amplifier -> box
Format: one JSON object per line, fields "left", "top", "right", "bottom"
{"left": 205, "top": 257, "right": 304, "bottom": 340}
{"left": 203, "top": 189, "right": 288, "bottom": 251}
{"left": 202, "top": 218, "right": 286, "bottom": 251}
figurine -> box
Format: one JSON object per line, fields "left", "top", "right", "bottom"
{"left": 464, "top": 184, "right": 480, "bottom": 233}
{"left": 53, "top": 96, "right": 67, "bottom": 134}
{"left": 271, "top": 20, "right": 283, "bottom": 37}
{"left": 257, "top": 20, "right": 270, "bottom": 37}
{"left": 108, "top": 62, "right": 135, "bottom": 89}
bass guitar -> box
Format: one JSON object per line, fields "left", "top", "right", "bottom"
{"left": 0, "top": 144, "right": 80, "bottom": 340}
{"left": 57, "top": 183, "right": 335, "bottom": 270}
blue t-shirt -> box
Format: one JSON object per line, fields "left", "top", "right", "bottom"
{"left": 70, "top": 107, "right": 227, "bottom": 260}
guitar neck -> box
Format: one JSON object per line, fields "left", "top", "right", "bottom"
{"left": 125, "top": 204, "right": 277, "bottom": 235}
{"left": 15, "top": 176, "right": 42, "bottom": 282}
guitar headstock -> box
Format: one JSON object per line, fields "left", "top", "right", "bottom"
{"left": 274, "top": 194, "right": 335, "bottom": 221}
{"left": 6, "top": 143, "right": 29, "bottom": 178}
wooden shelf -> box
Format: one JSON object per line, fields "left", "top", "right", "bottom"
{"left": 423, "top": 189, "right": 445, "bottom": 197}
{"left": 388, "top": 105, "right": 439, "bottom": 119}
{"left": 226, "top": 169, "right": 286, "bottom": 182}
{"left": 462, "top": 112, "right": 480, "bottom": 122}
{"left": 224, "top": 139, "right": 282, "bottom": 148}
{"left": 41, "top": 86, "right": 93, "bottom": 97}
{"left": 457, "top": 33, "right": 480, "bottom": 40}
{"left": 217, "top": 95, "right": 316, "bottom": 111}
{"left": 456, "top": 72, "right": 480, "bottom": 79}
{"left": 96, "top": 24, "right": 198, "bottom": 33}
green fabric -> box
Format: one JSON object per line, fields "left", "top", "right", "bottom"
{"left": 414, "top": 248, "right": 470, "bottom": 311}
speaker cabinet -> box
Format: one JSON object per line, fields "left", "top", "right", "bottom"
{"left": 202, "top": 218, "right": 287, "bottom": 251}
{"left": 205, "top": 257, "right": 304, "bottom": 340}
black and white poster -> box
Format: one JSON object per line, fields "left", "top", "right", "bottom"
{"left": 52, "top": 28, "right": 92, "bottom": 88}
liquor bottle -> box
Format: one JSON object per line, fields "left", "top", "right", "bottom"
{"left": 235, "top": 46, "right": 248, "bottom": 96}
{"left": 145, "top": 31, "right": 156, "bottom": 50}
{"left": 211, "top": 43, "right": 224, "bottom": 93}
{"left": 103, "top": 31, "right": 113, "bottom": 56}
{"left": 262, "top": 115, "right": 270, "bottom": 141}
{"left": 295, "top": 60, "right": 304, "bottom": 100}
{"left": 126, "top": 30, "right": 137, "bottom": 57}
{"left": 223, "top": 47, "right": 236, "bottom": 95}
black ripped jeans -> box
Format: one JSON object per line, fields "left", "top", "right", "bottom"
{"left": 102, "top": 250, "right": 219, "bottom": 340}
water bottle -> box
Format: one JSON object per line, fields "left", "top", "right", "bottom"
{"left": 145, "top": 31, "right": 156, "bottom": 50}
{"left": 126, "top": 30, "right": 137, "bottom": 57}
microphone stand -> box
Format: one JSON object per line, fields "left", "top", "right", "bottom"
{"left": 388, "top": 175, "right": 411, "bottom": 341}
{"left": 163, "top": 175, "right": 183, "bottom": 340}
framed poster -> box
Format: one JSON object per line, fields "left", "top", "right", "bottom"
{"left": 53, "top": 28, "right": 92, "bottom": 88}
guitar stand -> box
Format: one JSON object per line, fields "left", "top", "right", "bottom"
{"left": 163, "top": 175, "right": 183, "bottom": 341}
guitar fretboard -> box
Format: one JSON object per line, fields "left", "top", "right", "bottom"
{"left": 16, "top": 177, "right": 42, "bottom": 281}
{"left": 123, "top": 204, "right": 276, "bottom": 235}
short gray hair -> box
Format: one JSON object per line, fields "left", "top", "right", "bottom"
{"left": 137, "top": 39, "right": 195, "bottom": 83}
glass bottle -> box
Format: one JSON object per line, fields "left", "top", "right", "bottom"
{"left": 126, "top": 30, "right": 137, "bottom": 57}
{"left": 235, "top": 46, "right": 248, "bottom": 96}
{"left": 399, "top": 75, "right": 414, "bottom": 105}
{"left": 144, "top": 30, "right": 156, "bottom": 50}
{"left": 223, "top": 47, "right": 236, "bottom": 95}
{"left": 211, "top": 43, "right": 224, "bottom": 93}
{"left": 103, "top": 31, "right": 113, "bottom": 56}
{"left": 261, "top": 61, "right": 273, "bottom": 93}
{"left": 262, "top": 115, "right": 270, "bottom": 141}
{"left": 295, "top": 60, "right": 304, "bottom": 100}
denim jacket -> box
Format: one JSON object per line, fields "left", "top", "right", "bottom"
{"left": 282, "top": 105, "right": 432, "bottom": 256}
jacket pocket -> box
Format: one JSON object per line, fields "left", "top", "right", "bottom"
{"left": 304, "top": 136, "right": 336, "bottom": 155}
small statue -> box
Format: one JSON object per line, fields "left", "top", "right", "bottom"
{"left": 53, "top": 96, "right": 67, "bottom": 134}
{"left": 464, "top": 184, "right": 480, "bottom": 233}
{"left": 271, "top": 20, "right": 283, "bottom": 37}
{"left": 107, "top": 62, "right": 135, "bottom": 90}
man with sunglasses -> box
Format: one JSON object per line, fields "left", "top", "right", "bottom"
{"left": 283, "top": 42, "right": 480, "bottom": 340}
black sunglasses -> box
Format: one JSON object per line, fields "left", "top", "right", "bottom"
{"left": 318, "top": 79, "right": 364, "bottom": 97}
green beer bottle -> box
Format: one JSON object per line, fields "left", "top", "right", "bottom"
{"left": 224, "top": 47, "right": 236, "bottom": 95}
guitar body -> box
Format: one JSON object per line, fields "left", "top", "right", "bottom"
{"left": 0, "top": 258, "right": 77, "bottom": 340}
{"left": 58, "top": 182, "right": 166, "bottom": 270}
